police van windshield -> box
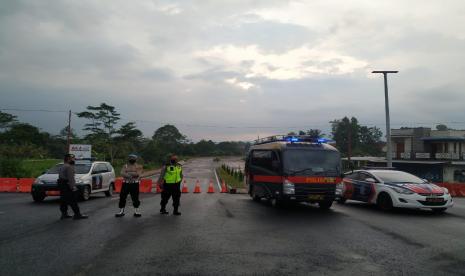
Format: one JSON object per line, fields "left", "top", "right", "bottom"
{"left": 47, "top": 164, "right": 92, "bottom": 174}
{"left": 284, "top": 150, "right": 341, "bottom": 176}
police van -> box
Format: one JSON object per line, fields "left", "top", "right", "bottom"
{"left": 245, "top": 135, "right": 342, "bottom": 209}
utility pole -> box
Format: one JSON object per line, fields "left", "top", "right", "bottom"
{"left": 372, "top": 70, "right": 398, "bottom": 167}
{"left": 348, "top": 123, "right": 352, "bottom": 163}
{"left": 66, "top": 110, "right": 71, "bottom": 153}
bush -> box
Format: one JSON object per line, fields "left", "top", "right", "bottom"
{"left": 0, "top": 158, "right": 30, "bottom": 178}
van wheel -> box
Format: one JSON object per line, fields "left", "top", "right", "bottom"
{"left": 80, "top": 186, "right": 91, "bottom": 201}
{"left": 105, "top": 184, "right": 114, "bottom": 197}
{"left": 32, "top": 192, "right": 46, "bottom": 202}
{"left": 336, "top": 197, "right": 346, "bottom": 204}
{"left": 318, "top": 201, "right": 333, "bottom": 210}
{"left": 377, "top": 193, "right": 393, "bottom": 211}
{"left": 250, "top": 186, "right": 261, "bottom": 202}
{"left": 270, "top": 198, "right": 285, "bottom": 208}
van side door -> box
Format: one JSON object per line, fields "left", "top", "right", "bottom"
{"left": 91, "top": 163, "right": 105, "bottom": 190}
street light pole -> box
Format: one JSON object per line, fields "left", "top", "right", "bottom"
{"left": 372, "top": 70, "right": 398, "bottom": 167}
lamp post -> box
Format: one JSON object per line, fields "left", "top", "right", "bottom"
{"left": 372, "top": 70, "right": 398, "bottom": 167}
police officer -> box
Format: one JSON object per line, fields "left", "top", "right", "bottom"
{"left": 159, "top": 155, "right": 183, "bottom": 215}
{"left": 58, "top": 154, "right": 88, "bottom": 220}
{"left": 116, "top": 154, "right": 143, "bottom": 218}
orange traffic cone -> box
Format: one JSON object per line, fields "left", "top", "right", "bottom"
{"left": 193, "top": 180, "right": 201, "bottom": 193}
{"left": 182, "top": 180, "right": 189, "bottom": 193}
{"left": 221, "top": 180, "right": 228, "bottom": 193}
{"left": 156, "top": 182, "right": 163, "bottom": 194}
{"left": 207, "top": 180, "right": 215, "bottom": 193}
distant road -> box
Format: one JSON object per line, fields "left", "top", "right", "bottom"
{"left": 1, "top": 157, "right": 464, "bottom": 275}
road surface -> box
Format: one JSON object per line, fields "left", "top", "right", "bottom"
{"left": 1, "top": 157, "right": 464, "bottom": 275}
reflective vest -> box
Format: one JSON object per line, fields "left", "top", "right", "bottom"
{"left": 163, "top": 165, "right": 182, "bottom": 184}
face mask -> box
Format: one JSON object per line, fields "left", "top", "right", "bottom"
{"left": 129, "top": 160, "right": 136, "bottom": 164}
{"left": 69, "top": 160, "right": 75, "bottom": 165}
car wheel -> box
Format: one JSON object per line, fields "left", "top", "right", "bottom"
{"left": 432, "top": 208, "right": 447, "bottom": 214}
{"left": 32, "top": 192, "right": 46, "bottom": 202}
{"left": 377, "top": 193, "right": 393, "bottom": 211}
{"left": 81, "top": 186, "right": 91, "bottom": 201}
{"left": 319, "top": 200, "right": 333, "bottom": 210}
{"left": 105, "top": 184, "right": 114, "bottom": 197}
{"left": 336, "top": 197, "right": 347, "bottom": 204}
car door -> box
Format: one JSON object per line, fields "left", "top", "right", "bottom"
{"left": 91, "top": 163, "right": 105, "bottom": 191}
{"left": 352, "top": 172, "right": 376, "bottom": 202}
{"left": 342, "top": 172, "right": 358, "bottom": 200}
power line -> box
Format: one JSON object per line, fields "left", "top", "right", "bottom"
{"left": 1, "top": 108, "right": 68, "bottom": 113}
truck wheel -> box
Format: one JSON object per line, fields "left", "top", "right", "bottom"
{"left": 377, "top": 193, "right": 393, "bottom": 211}
{"left": 318, "top": 201, "right": 333, "bottom": 210}
{"left": 32, "top": 192, "right": 46, "bottom": 202}
{"left": 105, "top": 184, "right": 114, "bottom": 197}
{"left": 80, "top": 186, "right": 91, "bottom": 201}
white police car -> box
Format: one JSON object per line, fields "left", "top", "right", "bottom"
{"left": 335, "top": 169, "right": 453, "bottom": 213}
{"left": 31, "top": 160, "right": 116, "bottom": 202}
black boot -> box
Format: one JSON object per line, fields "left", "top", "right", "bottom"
{"left": 61, "top": 213, "right": 72, "bottom": 219}
{"left": 173, "top": 208, "right": 181, "bottom": 216}
{"left": 160, "top": 208, "right": 168, "bottom": 215}
{"left": 73, "top": 214, "right": 89, "bottom": 220}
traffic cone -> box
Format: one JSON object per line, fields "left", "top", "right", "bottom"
{"left": 156, "top": 182, "right": 163, "bottom": 194}
{"left": 193, "top": 180, "right": 201, "bottom": 193}
{"left": 221, "top": 180, "right": 228, "bottom": 193}
{"left": 182, "top": 180, "right": 189, "bottom": 193}
{"left": 207, "top": 180, "right": 215, "bottom": 193}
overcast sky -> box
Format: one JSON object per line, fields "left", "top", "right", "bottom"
{"left": 1, "top": 0, "right": 465, "bottom": 141}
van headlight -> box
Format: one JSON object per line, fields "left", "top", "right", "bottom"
{"left": 283, "top": 179, "right": 295, "bottom": 195}
{"left": 34, "top": 179, "right": 44, "bottom": 185}
{"left": 443, "top": 188, "right": 449, "bottom": 195}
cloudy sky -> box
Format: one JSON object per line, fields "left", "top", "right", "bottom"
{"left": 1, "top": 0, "right": 465, "bottom": 141}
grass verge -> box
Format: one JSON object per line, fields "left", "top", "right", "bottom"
{"left": 216, "top": 167, "right": 245, "bottom": 189}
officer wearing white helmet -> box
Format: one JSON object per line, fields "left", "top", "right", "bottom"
{"left": 116, "top": 154, "right": 143, "bottom": 217}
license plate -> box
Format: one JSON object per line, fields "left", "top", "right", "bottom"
{"left": 426, "top": 197, "right": 444, "bottom": 202}
{"left": 308, "top": 194, "right": 325, "bottom": 201}
{"left": 46, "top": 191, "right": 60, "bottom": 196}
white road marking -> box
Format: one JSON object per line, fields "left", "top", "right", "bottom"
{"left": 213, "top": 168, "right": 221, "bottom": 191}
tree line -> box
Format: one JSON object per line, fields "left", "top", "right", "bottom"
{"left": 0, "top": 104, "right": 249, "bottom": 167}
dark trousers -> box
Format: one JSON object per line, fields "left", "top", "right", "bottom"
{"left": 59, "top": 184, "right": 81, "bottom": 216}
{"left": 161, "top": 183, "right": 181, "bottom": 210}
{"left": 119, "top": 182, "right": 140, "bottom": 208}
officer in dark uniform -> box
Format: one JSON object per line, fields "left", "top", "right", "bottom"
{"left": 115, "top": 154, "right": 143, "bottom": 218}
{"left": 58, "top": 154, "right": 88, "bottom": 220}
{"left": 159, "top": 155, "right": 183, "bottom": 215}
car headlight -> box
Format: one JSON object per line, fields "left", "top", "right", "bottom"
{"left": 76, "top": 179, "right": 90, "bottom": 185}
{"left": 443, "top": 188, "right": 449, "bottom": 195}
{"left": 283, "top": 179, "right": 295, "bottom": 195}
{"left": 390, "top": 186, "right": 414, "bottom": 195}
{"left": 33, "top": 179, "right": 44, "bottom": 185}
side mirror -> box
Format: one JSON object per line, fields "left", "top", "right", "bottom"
{"left": 422, "top": 178, "right": 429, "bottom": 183}
{"left": 365, "top": 178, "right": 376, "bottom": 183}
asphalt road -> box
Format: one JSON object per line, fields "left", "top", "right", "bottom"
{"left": 1, "top": 157, "right": 465, "bottom": 276}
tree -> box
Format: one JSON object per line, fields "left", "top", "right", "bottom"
{"left": 436, "top": 124, "right": 448, "bottom": 131}
{"left": 114, "top": 122, "right": 143, "bottom": 159}
{"left": 77, "top": 103, "right": 121, "bottom": 162}
{"left": 358, "top": 126, "right": 383, "bottom": 156}
{"left": 306, "top": 129, "right": 323, "bottom": 139}
{"left": 143, "top": 124, "right": 187, "bottom": 163}
{"left": 0, "top": 111, "right": 17, "bottom": 130}
{"left": 331, "top": 117, "right": 359, "bottom": 157}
